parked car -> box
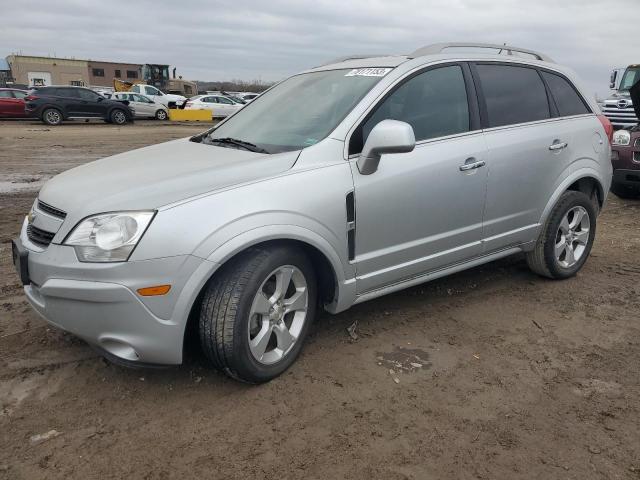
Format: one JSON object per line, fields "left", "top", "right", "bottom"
{"left": 129, "top": 84, "right": 186, "bottom": 109}
{"left": 610, "top": 79, "right": 640, "bottom": 198}
{"left": 184, "top": 94, "right": 243, "bottom": 118}
{"left": 13, "top": 42, "right": 612, "bottom": 383}
{"left": 24, "top": 86, "right": 134, "bottom": 126}
{"left": 0, "top": 88, "right": 28, "bottom": 118}
{"left": 112, "top": 92, "right": 169, "bottom": 120}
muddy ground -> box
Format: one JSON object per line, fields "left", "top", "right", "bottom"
{"left": 0, "top": 119, "right": 639, "bottom": 479}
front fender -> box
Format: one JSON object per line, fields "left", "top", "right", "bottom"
{"left": 201, "top": 222, "right": 356, "bottom": 313}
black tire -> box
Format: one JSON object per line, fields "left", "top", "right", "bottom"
{"left": 526, "top": 191, "right": 596, "bottom": 279}
{"left": 199, "top": 245, "right": 317, "bottom": 383}
{"left": 611, "top": 181, "right": 640, "bottom": 199}
{"left": 110, "top": 109, "right": 128, "bottom": 125}
{"left": 155, "top": 109, "right": 168, "bottom": 120}
{"left": 42, "top": 108, "right": 62, "bottom": 126}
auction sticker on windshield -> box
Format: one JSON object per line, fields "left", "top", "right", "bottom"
{"left": 345, "top": 68, "right": 392, "bottom": 77}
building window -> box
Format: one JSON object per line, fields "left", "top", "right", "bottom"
{"left": 127, "top": 70, "right": 138, "bottom": 79}
{"left": 69, "top": 80, "right": 85, "bottom": 86}
{"left": 92, "top": 68, "right": 105, "bottom": 77}
{"left": 115, "top": 69, "right": 121, "bottom": 78}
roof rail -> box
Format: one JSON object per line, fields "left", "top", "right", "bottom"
{"left": 315, "top": 54, "right": 388, "bottom": 68}
{"left": 408, "top": 42, "right": 554, "bottom": 63}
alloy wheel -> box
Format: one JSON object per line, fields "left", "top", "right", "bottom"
{"left": 45, "top": 110, "right": 61, "bottom": 125}
{"left": 113, "top": 111, "right": 126, "bottom": 124}
{"left": 247, "top": 265, "right": 309, "bottom": 365}
{"left": 555, "top": 206, "right": 590, "bottom": 268}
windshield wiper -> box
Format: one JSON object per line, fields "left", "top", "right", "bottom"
{"left": 208, "top": 137, "right": 270, "bottom": 154}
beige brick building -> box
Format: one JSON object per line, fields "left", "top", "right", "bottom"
{"left": 7, "top": 55, "right": 89, "bottom": 87}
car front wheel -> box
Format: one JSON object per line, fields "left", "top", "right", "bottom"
{"left": 526, "top": 190, "right": 596, "bottom": 279}
{"left": 155, "top": 109, "right": 168, "bottom": 120}
{"left": 110, "top": 109, "right": 128, "bottom": 125}
{"left": 199, "top": 245, "right": 316, "bottom": 383}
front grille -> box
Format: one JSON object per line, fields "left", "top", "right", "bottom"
{"left": 634, "top": 138, "right": 640, "bottom": 148}
{"left": 602, "top": 103, "right": 638, "bottom": 127}
{"left": 27, "top": 224, "right": 55, "bottom": 247}
{"left": 634, "top": 151, "right": 640, "bottom": 163}
{"left": 37, "top": 200, "right": 66, "bottom": 219}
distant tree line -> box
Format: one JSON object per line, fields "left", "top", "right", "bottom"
{"left": 194, "top": 79, "right": 274, "bottom": 93}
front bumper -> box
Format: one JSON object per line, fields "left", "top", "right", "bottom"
{"left": 16, "top": 220, "right": 214, "bottom": 365}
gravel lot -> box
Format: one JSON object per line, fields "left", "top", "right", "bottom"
{"left": 1, "top": 119, "right": 639, "bottom": 479}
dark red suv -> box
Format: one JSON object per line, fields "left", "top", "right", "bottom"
{"left": 0, "top": 88, "right": 28, "bottom": 118}
{"left": 611, "top": 80, "right": 640, "bottom": 198}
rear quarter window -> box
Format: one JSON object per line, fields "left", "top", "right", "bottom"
{"left": 541, "top": 71, "right": 590, "bottom": 117}
{"left": 476, "top": 64, "right": 550, "bottom": 128}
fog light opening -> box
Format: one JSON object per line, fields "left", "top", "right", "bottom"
{"left": 100, "top": 339, "right": 139, "bottom": 361}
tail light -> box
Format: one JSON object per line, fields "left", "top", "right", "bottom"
{"left": 597, "top": 115, "right": 614, "bottom": 144}
{"left": 25, "top": 95, "right": 39, "bottom": 101}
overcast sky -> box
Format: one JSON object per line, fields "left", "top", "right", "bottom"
{"left": 2, "top": 0, "right": 639, "bottom": 98}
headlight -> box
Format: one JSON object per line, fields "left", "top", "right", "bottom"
{"left": 64, "top": 211, "right": 155, "bottom": 262}
{"left": 612, "top": 130, "right": 631, "bottom": 146}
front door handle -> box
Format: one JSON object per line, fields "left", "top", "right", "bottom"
{"left": 459, "top": 158, "right": 486, "bottom": 171}
{"left": 548, "top": 141, "right": 568, "bottom": 151}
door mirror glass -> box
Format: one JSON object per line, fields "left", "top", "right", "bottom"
{"left": 357, "top": 120, "right": 415, "bottom": 175}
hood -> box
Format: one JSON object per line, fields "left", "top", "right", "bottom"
{"left": 38, "top": 138, "right": 300, "bottom": 215}
{"left": 630, "top": 79, "right": 640, "bottom": 121}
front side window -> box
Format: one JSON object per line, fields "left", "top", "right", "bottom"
{"left": 206, "top": 68, "right": 388, "bottom": 153}
{"left": 217, "top": 96, "right": 233, "bottom": 105}
{"left": 13, "top": 91, "right": 27, "bottom": 99}
{"left": 131, "top": 85, "right": 141, "bottom": 93}
{"left": 357, "top": 65, "right": 470, "bottom": 150}
{"left": 541, "top": 71, "right": 590, "bottom": 117}
{"left": 0, "top": 91, "right": 12, "bottom": 98}
{"left": 476, "top": 64, "right": 550, "bottom": 127}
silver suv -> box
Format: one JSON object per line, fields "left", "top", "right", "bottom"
{"left": 12, "top": 43, "right": 613, "bottom": 383}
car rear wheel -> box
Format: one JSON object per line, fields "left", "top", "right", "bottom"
{"left": 199, "top": 245, "right": 316, "bottom": 383}
{"left": 526, "top": 191, "right": 596, "bottom": 279}
{"left": 155, "top": 109, "right": 168, "bottom": 120}
{"left": 42, "top": 108, "right": 62, "bottom": 126}
{"left": 110, "top": 109, "right": 128, "bottom": 125}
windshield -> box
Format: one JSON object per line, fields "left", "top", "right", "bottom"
{"left": 204, "top": 69, "right": 390, "bottom": 153}
{"left": 619, "top": 67, "right": 640, "bottom": 91}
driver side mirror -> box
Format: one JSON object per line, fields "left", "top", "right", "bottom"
{"left": 357, "top": 120, "right": 416, "bottom": 175}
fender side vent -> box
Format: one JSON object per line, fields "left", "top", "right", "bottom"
{"left": 346, "top": 191, "right": 356, "bottom": 261}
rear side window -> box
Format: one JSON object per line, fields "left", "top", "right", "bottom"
{"left": 541, "top": 71, "right": 590, "bottom": 117}
{"left": 359, "top": 65, "right": 470, "bottom": 147}
{"left": 77, "top": 89, "right": 99, "bottom": 101}
{"left": 476, "top": 64, "right": 550, "bottom": 127}
{"left": 0, "top": 91, "right": 12, "bottom": 98}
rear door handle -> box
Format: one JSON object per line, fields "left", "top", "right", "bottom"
{"left": 548, "top": 141, "right": 568, "bottom": 151}
{"left": 459, "top": 158, "right": 486, "bottom": 171}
